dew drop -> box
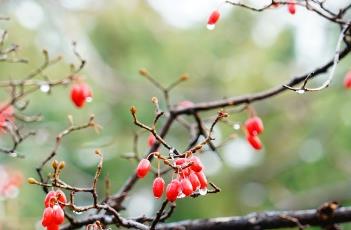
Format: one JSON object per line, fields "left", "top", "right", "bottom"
{"left": 233, "top": 123, "right": 241, "bottom": 130}
{"left": 72, "top": 210, "right": 83, "bottom": 215}
{"left": 296, "top": 89, "right": 305, "bottom": 94}
{"left": 40, "top": 84, "right": 50, "bottom": 93}
{"left": 86, "top": 97, "right": 93, "bottom": 103}
{"left": 199, "top": 188, "right": 208, "bottom": 195}
{"left": 177, "top": 192, "right": 185, "bottom": 199}
{"left": 207, "top": 24, "right": 216, "bottom": 30}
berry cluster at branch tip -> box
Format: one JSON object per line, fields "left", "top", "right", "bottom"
{"left": 245, "top": 116, "right": 264, "bottom": 150}
{"left": 136, "top": 155, "right": 208, "bottom": 202}
{"left": 41, "top": 190, "right": 67, "bottom": 230}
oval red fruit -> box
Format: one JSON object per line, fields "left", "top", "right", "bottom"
{"left": 196, "top": 171, "right": 208, "bottom": 189}
{"left": 42, "top": 207, "right": 54, "bottom": 227}
{"left": 44, "top": 191, "right": 57, "bottom": 208}
{"left": 147, "top": 134, "right": 156, "bottom": 147}
{"left": 288, "top": 0, "right": 296, "bottom": 15}
{"left": 181, "top": 178, "right": 193, "bottom": 196}
{"left": 136, "top": 159, "right": 151, "bottom": 178}
{"left": 207, "top": 10, "right": 220, "bottom": 25}
{"left": 344, "top": 71, "right": 351, "bottom": 89}
{"left": 166, "top": 179, "right": 180, "bottom": 202}
{"left": 52, "top": 205, "right": 65, "bottom": 225}
{"left": 152, "top": 177, "right": 165, "bottom": 199}
{"left": 190, "top": 156, "right": 203, "bottom": 172}
{"left": 189, "top": 173, "right": 200, "bottom": 191}
{"left": 56, "top": 190, "right": 67, "bottom": 208}
{"left": 246, "top": 134, "right": 262, "bottom": 150}
{"left": 47, "top": 225, "right": 59, "bottom": 230}
{"left": 70, "top": 82, "right": 92, "bottom": 108}
{"left": 245, "top": 116, "right": 264, "bottom": 136}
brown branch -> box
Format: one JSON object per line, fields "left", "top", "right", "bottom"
{"left": 156, "top": 206, "right": 351, "bottom": 230}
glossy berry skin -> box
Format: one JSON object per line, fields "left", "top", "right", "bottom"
{"left": 196, "top": 171, "right": 208, "bottom": 189}
{"left": 52, "top": 205, "right": 65, "bottom": 225}
{"left": 42, "top": 207, "right": 54, "bottom": 227}
{"left": 147, "top": 134, "right": 156, "bottom": 147}
{"left": 245, "top": 116, "right": 264, "bottom": 136}
{"left": 152, "top": 177, "right": 165, "bottom": 199}
{"left": 181, "top": 178, "right": 193, "bottom": 196}
{"left": 47, "top": 225, "right": 59, "bottom": 230}
{"left": 166, "top": 179, "right": 181, "bottom": 202}
{"left": 44, "top": 191, "right": 57, "bottom": 208}
{"left": 136, "top": 159, "right": 151, "bottom": 178}
{"left": 246, "top": 134, "right": 262, "bottom": 150}
{"left": 44, "top": 190, "right": 67, "bottom": 208}
{"left": 344, "top": 71, "right": 351, "bottom": 88}
{"left": 288, "top": 0, "right": 296, "bottom": 15}
{"left": 189, "top": 172, "right": 200, "bottom": 191}
{"left": 190, "top": 156, "right": 203, "bottom": 172}
{"left": 207, "top": 10, "right": 220, "bottom": 25}
{"left": 70, "top": 82, "right": 92, "bottom": 108}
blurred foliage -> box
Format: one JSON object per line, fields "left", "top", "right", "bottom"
{"left": 0, "top": 1, "right": 351, "bottom": 229}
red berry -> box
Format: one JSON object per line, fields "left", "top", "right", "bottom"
{"left": 47, "top": 225, "right": 59, "bottom": 230}
{"left": 288, "top": 0, "right": 296, "bottom": 14}
{"left": 344, "top": 71, "right": 351, "bottom": 89}
{"left": 56, "top": 190, "right": 67, "bottom": 208}
{"left": 207, "top": 10, "right": 220, "bottom": 25}
{"left": 196, "top": 171, "right": 208, "bottom": 189}
{"left": 190, "top": 156, "right": 203, "bottom": 172}
{"left": 44, "top": 190, "right": 66, "bottom": 208}
{"left": 52, "top": 205, "right": 65, "bottom": 225}
{"left": 246, "top": 134, "right": 262, "bottom": 150}
{"left": 152, "top": 177, "right": 165, "bottom": 199}
{"left": 166, "top": 179, "right": 180, "bottom": 202}
{"left": 70, "top": 82, "right": 92, "bottom": 108}
{"left": 245, "top": 116, "right": 264, "bottom": 136}
{"left": 189, "top": 172, "right": 200, "bottom": 191}
{"left": 42, "top": 207, "right": 54, "bottom": 227}
{"left": 181, "top": 178, "right": 193, "bottom": 196}
{"left": 44, "top": 191, "right": 57, "bottom": 208}
{"left": 147, "top": 134, "right": 156, "bottom": 147}
{"left": 136, "top": 159, "right": 151, "bottom": 178}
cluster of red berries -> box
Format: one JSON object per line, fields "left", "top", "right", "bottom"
{"left": 207, "top": 1, "right": 297, "bottom": 30}
{"left": 245, "top": 116, "right": 264, "bottom": 150}
{"left": 136, "top": 155, "right": 208, "bottom": 202}
{"left": 0, "top": 104, "right": 14, "bottom": 133}
{"left": 272, "top": 0, "right": 296, "bottom": 14}
{"left": 41, "top": 190, "right": 66, "bottom": 230}
{"left": 70, "top": 81, "right": 92, "bottom": 108}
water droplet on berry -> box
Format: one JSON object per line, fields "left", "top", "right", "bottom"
{"left": 296, "top": 89, "right": 305, "bottom": 94}
{"left": 233, "top": 123, "right": 240, "bottom": 130}
{"left": 177, "top": 192, "right": 185, "bottom": 199}
{"left": 86, "top": 97, "right": 93, "bottom": 103}
{"left": 207, "top": 24, "right": 216, "bottom": 30}
{"left": 40, "top": 84, "right": 50, "bottom": 93}
{"left": 199, "top": 188, "right": 207, "bottom": 195}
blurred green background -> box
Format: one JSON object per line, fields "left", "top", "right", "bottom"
{"left": 0, "top": 0, "right": 351, "bottom": 229}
